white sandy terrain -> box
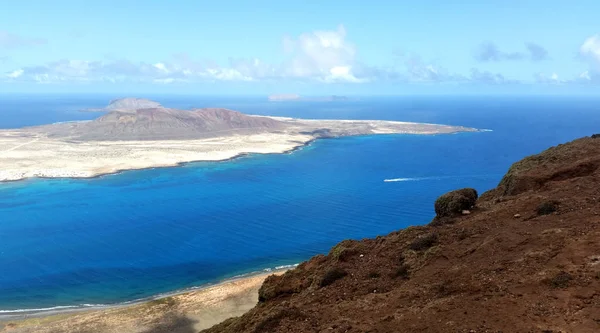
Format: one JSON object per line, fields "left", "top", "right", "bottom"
{"left": 0, "top": 132, "right": 313, "bottom": 182}
{"left": 0, "top": 117, "right": 476, "bottom": 182}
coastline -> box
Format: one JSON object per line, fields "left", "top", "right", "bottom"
{"left": 0, "top": 136, "right": 317, "bottom": 184}
{"left": 0, "top": 127, "right": 480, "bottom": 183}
{"left": 0, "top": 268, "right": 291, "bottom": 332}
{"left": 0, "top": 132, "right": 317, "bottom": 183}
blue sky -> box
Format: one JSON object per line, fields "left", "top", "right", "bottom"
{"left": 1, "top": 0, "right": 600, "bottom": 94}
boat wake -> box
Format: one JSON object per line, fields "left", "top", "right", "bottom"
{"left": 383, "top": 177, "right": 424, "bottom": 182}
{"left": 384, "top": 174, "right": 502, "bottom": 183}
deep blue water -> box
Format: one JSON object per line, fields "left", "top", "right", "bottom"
{"left": 0, "top": 95, "right": 599, "bottom": 312}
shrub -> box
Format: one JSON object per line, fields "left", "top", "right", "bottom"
{"left": 398, "top": 253, "right": 406, "bottom": 263}
{"left": 367, "top": 271, "right": 381, "bottom": 279}
{"left": 455, "top": 188, "right": 478, "bottom": 203}
{"left": 392, "top": 264, "right": 410, "bottom": 279}
{"left": 329, "top": 244, "right": 346, "bottom": 259}
{"left": 591, "top": 134, "right": 600, "bottom": 139}
{"left": 149, "top": 296, "right": 176, "bottom": 307}
{"left": 434, "top": 279, "right": 459, "bottom": 297}
{"left": 409, "top": 233, "right": 438, "bottom": 251}
{"left": 434, "top": 188, "right": 478, "bottom": 218}
{"left": 537, "top": 200, "right": 559, "bottom": 216}
{"left": 549, "top": 271, "right": 572, "bottom": 288}
{"left": 258, "top": 272, "right": 311, "bottom": 302}
{"left": 258, "top": 274, "right": 283, "bottom": 302}
{"left": 328, "top": 240, "right": 358, "bottom": 262}
{"left": 319, "top": 267, "right": 348, "bottom": 287}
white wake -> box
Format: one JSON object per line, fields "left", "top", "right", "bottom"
{"left": 383, "top": 177, "right": 424, "bottom": 182}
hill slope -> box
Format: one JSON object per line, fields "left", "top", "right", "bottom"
{"left": 44, "top": 107, "right": 285, "bottom": 140}
{"left": 204, "top": 135, "right": 600, "bottom": 333}
{"left": 105, "top": 98, "right": 164, "bottom": 112}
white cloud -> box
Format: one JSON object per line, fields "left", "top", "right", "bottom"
{"left": 2, "top": 26, "right": 371, "bottom": 84}
{"left": 323, "top": 66, "right": 365, "bottom": 83}
{"left": 534, "top": 72, "right": 562, "bottom": 84}
{"left": 6, "top": 69, "right": 23, "bottom": 78}
{"left": 205, "top": 68, "right": 253, "bottom": 81}
{"left": 2, "top": 26, "right": 525, "bottom": 86}
{"left": 153, "top": 63, "right": 170, "bottom": 73}
{"left": 580, "top": 71, "right": 591, "bottom": 81}
{"left": 580, "top": 35, "right": 600, "bottom": 66}
{"left": 281, "top": 25, "right": 362, "bottom": 82}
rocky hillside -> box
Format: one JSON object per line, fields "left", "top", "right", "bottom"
{"left": 203, "top": 135, "right": 600, "bottom": 333}
{"left": 44, "top": 107, "right": 285, "bottom": 140}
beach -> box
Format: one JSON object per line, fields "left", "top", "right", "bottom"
{"left": 0, "top": 270, "right": 285, "bottom": 333}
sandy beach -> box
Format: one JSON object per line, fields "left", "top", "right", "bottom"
{"left": 0, "top": 270, "right": 285, "bottom": 333}
{"left": 0, "top": 117, "right": 476, "bottom": 182}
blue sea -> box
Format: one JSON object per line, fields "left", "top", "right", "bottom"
{"left": 0, "top": 94, "right": 599, "bottom": 313}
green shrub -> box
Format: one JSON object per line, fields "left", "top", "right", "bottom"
{"left": 319, "top": 267, "right": 348, "bottom": 287}
{"left": 409, "top": 233, "right": 438, "bottom": 251}
{"left": 392, "top": 264, "right": 410, "bottom": 279}
{"left": 549, "top": 271, "right": 572, "bottom": 288}
{"left": 434, "top": 188, "right": 478, "bottom": 217}
{"left": 537, "top": 200, "right": 559, "bottom": 216}
{"left": 328, "top": 240, "right": 358, "bottom": 262}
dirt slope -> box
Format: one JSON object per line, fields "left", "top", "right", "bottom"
{"left": 204, "top": 135, "right": 600, "bottom": 333}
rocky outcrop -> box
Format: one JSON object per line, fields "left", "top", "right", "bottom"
{"left": 203, "top": 135, "right": 600, "bottom": 333}
{"left": 483, "top": 136, "right": 600, "bottom": 199}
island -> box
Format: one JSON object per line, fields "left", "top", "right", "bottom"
{"left": 81, "top": 97, "right": 164, "bottom": 112}
{"left": 267, "top": 94, "right": 301, "bottom": 101}
{"left": 267, "top": 94, "right": 351, "bottom": 102}
{"left": 0, "top": 98, "right": 478, "bottom": 182}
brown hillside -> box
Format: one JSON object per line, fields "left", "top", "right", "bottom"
{"left": 203, "top": 136, "right": 600, "bottom": 333}
{"left": 44, "top": 107, "right": 284, "bottom": 141}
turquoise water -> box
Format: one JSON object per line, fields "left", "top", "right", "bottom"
{"left": 0, "top": 95, "right": 599, "bottom": 312}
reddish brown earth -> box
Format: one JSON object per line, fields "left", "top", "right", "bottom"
{"left": 203, "top": 136, "right": 600, "bottom": 333}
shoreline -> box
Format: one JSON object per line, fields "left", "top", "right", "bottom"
{"left": 0, "top": 129, "right": 483, "bottom": 184}
{"left": 0, "top": 134, "right": 315, "bottom": 183}
{"left": 0, "top": 137, "right": 317, "bottom": 184}
{"left": 0, "top": 265, "right": 295, "bottom": 320}
{"left": 0, "top": 268, "right": 291, "bottom": 332}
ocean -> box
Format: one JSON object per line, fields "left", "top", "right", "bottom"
{"left": 0, "top": 94, "right": 599, "bottom": 313}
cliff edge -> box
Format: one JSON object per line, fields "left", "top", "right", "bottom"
{"left": 204, "top": 135, "right": 600, "bottom": 333}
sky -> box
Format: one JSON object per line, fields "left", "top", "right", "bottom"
{"left": 1, "top": 0, "right": 600, "bottom": 95}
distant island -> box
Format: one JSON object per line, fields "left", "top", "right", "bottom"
{"left": 82, "top": 97, "right": 163, "bottom": 112}
{"left": 268, "top": 94, "right": 351, "bottom": 102}
{"left": 0, "top": 98, "right": 478, "bottom": 181}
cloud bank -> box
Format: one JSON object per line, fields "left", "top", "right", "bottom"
{"left": 6, "top": 27, "right": 590, "bottom": 86}
{"left": 475, "top": 42, "right": 548, "bottom": 62}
